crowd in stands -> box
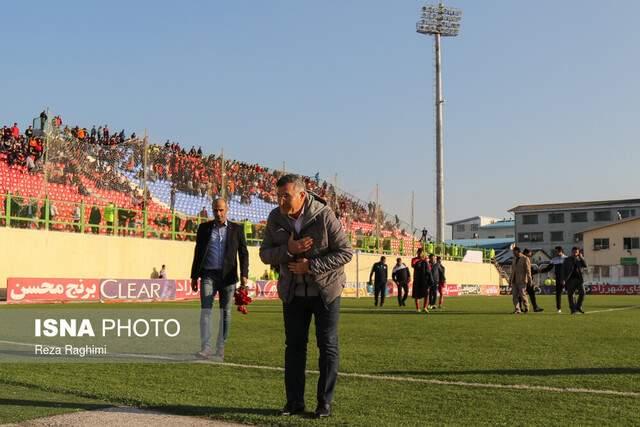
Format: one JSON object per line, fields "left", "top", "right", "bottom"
{"left": 1, "top": 112, "right": 413, "bottom": 240}
{"left": 0, "top": 122, "right": 44, "bottom": 172}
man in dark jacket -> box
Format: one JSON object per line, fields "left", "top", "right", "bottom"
{"left": 429, "top": 254, "right": 446, "bottom": 309}
{"left": 411, "top": 248, "right": 433, "bottom": 313}
{"left": 539, "top": 246, "right": 567, "bottom": 313}
{"left": 392, "top": 257, "right": 410, "bottom": 306}
{"left": 260, "top": 174, "right": 352, "bottom": 419}
{"left": 369, "top": 256, "right": 388, "bottom": 307}
{"left": 191, "top": 198, "right": 249, "bottom": 361}
{"left": 563, "top": 247, "right": 587, "bottom": 314}
{"left": 427, "top": 254, "right": 440, "bottom": 309}
{"left": 435, "top": 256, "right": 447, "bottom": 308}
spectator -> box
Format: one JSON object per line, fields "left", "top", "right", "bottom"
{"left": 159, "top": 264, "right": 167, "bottom": 279}
{"left": 39, "top": 110, "right": 48, "bottom": 130}
{"left": 89, "top": 205, "right": 102, "bottom": 234}
{"left": 199, "top": 206, "right": 208, "bottom": 219}
{"left": 73, "top": 205, "right": 81, "bottom": 232}
{"left": 104, "top": 202, "right": 115, "bottom": 234}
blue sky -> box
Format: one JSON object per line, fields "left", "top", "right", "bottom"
{"left": 2, "top": 1, "right": 639, "bottom": 234}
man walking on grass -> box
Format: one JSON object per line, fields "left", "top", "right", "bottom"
{"left": 191, "top": 198, "right": 249, "bottom": 361}
{"left": 509, "top": 246, "right": 531, "bottom": 314}
{"left": 522, "top": 249, "right": 544, "bottom": 313}
{"left": 539, "top": 246, "right": 568, "bottom": 313}
{"left": 564, "top": 247, "right": 588, "bottom": 314}
{"left": 369, "top": 256, "right": 388, "bottom": 307}
{"left": 392, "top": 257, "right": 410, "bottom": 306}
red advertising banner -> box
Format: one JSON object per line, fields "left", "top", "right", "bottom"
{"left": 7, "top": 278, "right": 100, "bottom": 304}
{"left": 589, "top": 284, "right": 640, "bottom": 295}
{"left": 253, "top": 280, "right": 280, "bottom": 300}
{"left": 481, "top": 285, "right": 500, "bottom": 296}
{"left": 99, "top": 279, "right": 176, "bottom": 302}
{"left": 174, "top": 279, "right": 200, "bottom": 301}
{"left": 444, "top": 284, "right": 460, "bottom": 297}
{"left": 5, "top": 278, "right": 506, "bottom": 304}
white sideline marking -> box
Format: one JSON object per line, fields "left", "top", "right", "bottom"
{"left": 248, "top": 305, "right": 640, "bottom": 315}
{"left": 584, "top": 305, "right": 640, "bottom": 315}
{"left": 1, "top": 340, "right": 639, "bottom": 398}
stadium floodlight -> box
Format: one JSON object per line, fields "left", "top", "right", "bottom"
{"left": 416, "top": 4, "right": 462, "bottom": 37}
{"left": 416, "top": 2, "right": 462, "bottom": 243}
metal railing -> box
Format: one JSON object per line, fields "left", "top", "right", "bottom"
{"left": 1, "top": 192, "right": 206, "bottom": 241}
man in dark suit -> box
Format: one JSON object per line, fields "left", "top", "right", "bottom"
{"left": 191, "top": 198, "right": 249, "bottom": 361}
{"left": 369, "top": 256, "right": 388, "bottom": 307}
{"left": 563, "top": 247, "right": 587, "bottom": 314}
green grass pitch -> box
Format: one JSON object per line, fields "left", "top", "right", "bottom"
{"left": 1, "top": 295, "right": 639, "bottom": 426}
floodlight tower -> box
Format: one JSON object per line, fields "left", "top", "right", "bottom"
{"left": 416, "top": 2, "right": 462, "bottom": 243}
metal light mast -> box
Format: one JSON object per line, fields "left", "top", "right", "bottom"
{"left": 416, "top": 2, "right": 462, "bottom": 243}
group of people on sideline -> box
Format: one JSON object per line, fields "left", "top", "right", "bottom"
{"left": 509, "top": 245, "right": 587, "bottom": 314}
{"left": 369, "top": 243, "right": 588, "bottom": 315}
{"left": 369, "top": 250, "right": 446, "bottom": 312}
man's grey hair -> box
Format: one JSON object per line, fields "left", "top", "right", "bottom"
{"left": 276, "top": 174, "right": 306, "bottom": 192}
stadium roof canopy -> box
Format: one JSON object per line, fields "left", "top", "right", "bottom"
{"left": 444, "top": 238, "right": 513, "bottom": 250}
{"left": 480, "top": 220, "right": 514, "bottom": 230}
{"left": 509, "top": 198, "right": 640, "bottom": 213}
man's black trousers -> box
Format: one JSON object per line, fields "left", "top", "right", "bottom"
{"left": 283, "top": 296, "right": 340, "bottom": 408}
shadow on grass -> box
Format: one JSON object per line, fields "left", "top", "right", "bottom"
{"left": 146, "top": 404, "right": 281, "bottom": 418}
{"left": 380, "top": 367, "right": 640, "bottom": 377}
{"left": 0, "top": 398, "right": 108, "bottom": 410}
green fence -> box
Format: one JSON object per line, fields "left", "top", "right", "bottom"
{"left": 0, "top": 192, "right": 206, "bottom": 241}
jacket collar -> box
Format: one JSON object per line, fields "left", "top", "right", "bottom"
{"left": 272, "top": 192, "right": 327, "bottom": 234}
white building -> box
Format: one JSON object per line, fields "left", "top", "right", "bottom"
{"left": 447, "top": 216, "right": 502, "bottom": 240}
{"left": 509, "top": 198, "right": 640, "bottom": 255}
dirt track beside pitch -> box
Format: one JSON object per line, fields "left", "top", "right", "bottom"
{"left": 2, "top": 406, "right": 246, "bottom": 427}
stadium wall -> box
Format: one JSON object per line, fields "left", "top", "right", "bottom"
{"left": 0, "top": 228, "right": 500, "bottom": 299}
{"left": 351, "top": 252, "right": 500, "bottom": 288}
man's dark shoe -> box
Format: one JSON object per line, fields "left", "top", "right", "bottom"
{"left": 577, "top": 308, "right": 585, "bottom": 314}
{"left": 314, "top": 403, "right": 331, "bottom": 418}
{"left": 534, "top": 307, "right": 544, "bottom": 312}
{"left": 280, "top": 403, "right": 305, "bottom": 416}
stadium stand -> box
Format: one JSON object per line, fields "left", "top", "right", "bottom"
{"left": 2, "top": 114, "right": 484, "bottom": 258}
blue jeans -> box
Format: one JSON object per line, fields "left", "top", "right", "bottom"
{"left": 199, "top": 270, "right": 234, "bottom": 353}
